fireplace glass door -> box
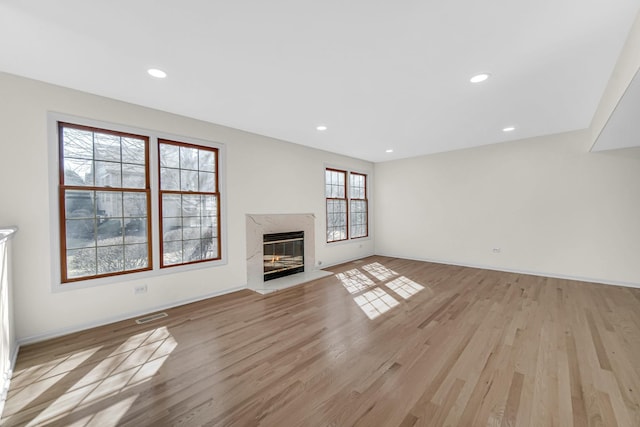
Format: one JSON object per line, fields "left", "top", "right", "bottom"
{"left": 263, "top": 231, "right": 304, "bottom": 281}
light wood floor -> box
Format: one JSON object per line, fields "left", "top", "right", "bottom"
{"left": 2, "top": 256, "right": 640, "bottom": 426}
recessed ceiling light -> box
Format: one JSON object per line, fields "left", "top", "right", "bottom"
{"left": 502, "top": 126, "right": 516, "bottom": 132}
{"left": 385, "top": 149, "right": 394, "bottom": 153}
{"left": 470, "top": 73, "right": 490, "bottom": 83}
{"left": 147, "top": 68, "right": 167, "bottom": 79}
{"left": 316, "top": 125, "right": 327, "bottom": 131}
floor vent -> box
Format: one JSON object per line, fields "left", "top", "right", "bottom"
{"left": 135, "top": 312, "right": 168, "bottom": 325}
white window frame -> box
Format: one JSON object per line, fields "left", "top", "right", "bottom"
{"left": 48, "top": 112, "right": 227, "bottom": 292}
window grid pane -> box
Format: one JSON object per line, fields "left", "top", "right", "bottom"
{"left": 59, "top": 123, "right": 151, "bottom": 282}
{"left": 327, "top": 199, "right": 347, "bottom": 242}
{"left": 159, "top": 139, "right": 220, "bottom": 268}
{"left": 325, "top": 169, "right": 346, "bottom": 198}
{"left": 350, "top": 173, "right": 366, "bottom": 200}
{"left": 350, "top": 200, "right": 368, "bottom": 238}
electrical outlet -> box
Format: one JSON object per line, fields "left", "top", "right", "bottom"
{"left": 134, "top": 284, "right": 148, "bottom": 294}
{"left": 492, "top": 248, "right": 501, "bottom": 254}
{"left": 317, "top": 260, "right": 323, "bottom": 266}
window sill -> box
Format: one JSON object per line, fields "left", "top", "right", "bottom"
{"left": 52, "top": 257, "right": 228, "bottom": 293}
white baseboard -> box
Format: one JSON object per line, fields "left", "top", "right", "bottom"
{"left": 374, "top": 252, "right": 640, "bottom": 289}
{"left": 18, "top": 285, "right": 247, "bottom": 346}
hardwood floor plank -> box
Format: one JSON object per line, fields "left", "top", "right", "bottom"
{"left": 586, "top": 309, "right": 613, "bottom": 371}
{"left": 502, "top": 371, "right": 524, "bottom": 427}
{"left": 566, "top": 332, "right": 588, "bottom": 427}
{"left": 416, "top": 293, "right": 461, "bottom": 329}
{"left": 427, "top": 378, "right": 465, "bottom": 427}
{"left": 597, "top": 390, "right": 619, "bottom": 427}
{"left": 2, "top": 256, "right": 640, "bottom": 427}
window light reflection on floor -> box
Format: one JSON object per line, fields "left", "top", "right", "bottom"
{"left": 362, "top": 262, "right": 398, "bottom": 281}
{"left": 69, "top": 394, "right": 140, "bottom": 427}
{"left": 4, "top": 326, "right": 177, "bottom": 426}
{"left": 385, "top": 276, "right": 425, "bottom": 299}
{"left": 353, "top": 287, "right": 400, "bottom": 319}
{"left": 335, "top": 268, "right": 376, "bottom": 294}
{"left": 4, "top": 346, "right": 103, "bottom": 415}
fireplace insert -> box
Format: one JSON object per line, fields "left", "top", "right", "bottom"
{"left": 263, "top": 231, "right": 304, "bottom": 281}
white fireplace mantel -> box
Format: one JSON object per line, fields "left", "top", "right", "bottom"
{"left": 245, "top": 213, "right": 331, "bottom": 293}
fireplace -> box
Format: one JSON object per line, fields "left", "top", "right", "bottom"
{"left": 263, "top": 231, "right": 304, "bottom": 281}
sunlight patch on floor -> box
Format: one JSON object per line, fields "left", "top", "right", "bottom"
{"left": 63, "top": 394, "right": 139, "bottom": 427}
{"left": 385, "top": 276, "right": 425, "bottom": 299}
{"left": 3, "top": 346, "right": 102, "bottom": 415}
{"left": 362, "top": 262, "right": 398, "bottom": 281}
{"left": 5, "top": 326, "right": 177, "bottom": 426}
{"left": 343, "top": 262, "right": 431, "bottom": 320}
{"left": 336, "top": 269, "right": 376, "bottom": 294}
{"left": 353, "top": 288, "right": 400, "bottom": 319}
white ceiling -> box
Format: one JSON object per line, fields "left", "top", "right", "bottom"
{"left": 1, "top": 0, "right": 639, "bottom": 162}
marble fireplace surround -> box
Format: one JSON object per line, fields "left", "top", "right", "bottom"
{"left": 246, "top": 213, "right": 331, "bottom": 293}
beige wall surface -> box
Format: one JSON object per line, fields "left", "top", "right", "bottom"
{"left": 374, "top": 130, "right": 640, "bottom": 287}
{"left": 0, "top": 72, "right": 374, "bottom": 342}
{"left": 591, "top": 11, "right": 640, "bottom": 146}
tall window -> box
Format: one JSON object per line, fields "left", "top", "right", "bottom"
{"left": 326, "top": 169, "right": 348, "bottom": 242}
{"left": 350, "top": 172, "right": 368, "bottom": 238}
{"left": 159, "top": 140, "right": 220, "bottom": 267}
{"left": 325, "top": 168, "right": 368, "bottom": 242}
{"left": 59, "top": 123, "right": 151, "bottom": 282}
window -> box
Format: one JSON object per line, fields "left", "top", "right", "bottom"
{"left": 325, "top": 168, "right": 368, "bottom": 243}
{"left": 350, "top": 172, "right": 368, "bottom": 238}
{"left": 159, "top": 140, "right": 220, "bottom": 267}
{"left": 59, "top": 123, "right": 151, "bottom": 282}
{"left": 54, "top": 117, "right": 225, "bottom": 286}
{"left": 325, "top": 169, "right": 348, "bottom": 243}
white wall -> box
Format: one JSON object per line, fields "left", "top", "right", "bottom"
{"left": 374, "top": 130, "right": 640, "bottom": 287}
{"left": 590, "top": 11, "right": 640, "bottom": 146}
{"left": 0, "top": 72, "right": 374, "bottom": 342}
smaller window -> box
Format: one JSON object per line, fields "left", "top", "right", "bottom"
{"left": 349, "top": 172, "right": 368, "bottom": 239}
{"left": 159, "top": 139, "right": 221, "bottom": 267}
{"left": 325, "top": 169, "right": 348, "bottom": 243}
